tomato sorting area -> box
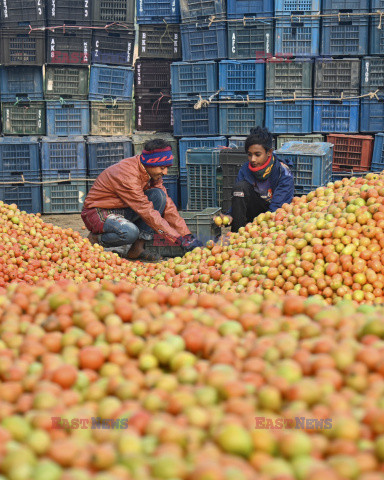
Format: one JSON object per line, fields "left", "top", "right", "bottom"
{"left": 1, "top": 173, "right": 384, "bottom": 479}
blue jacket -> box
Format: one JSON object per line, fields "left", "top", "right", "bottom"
{"left": 229, "top": 154, "right": 295, "bottom": 213}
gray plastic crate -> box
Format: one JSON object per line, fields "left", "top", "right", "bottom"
{"left": 266, "top": 60, "right": 313, "bottom": 98}
{"left": 314, "top": 58, "right": 360, "bottom": 97}
{"left": 145, "top": 207, "right": 221, "bottom": 257}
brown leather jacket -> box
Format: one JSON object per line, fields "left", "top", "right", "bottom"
{"left": 83, "top": 155, "right": 191, "bottom": 240}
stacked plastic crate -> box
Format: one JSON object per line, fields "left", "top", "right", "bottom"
{"left": 82, "top": 1, "right": 135, "bottom": 211}
{"left": 321, "top": 0, "right": 369, "bottom": 57}
{"left": 266, "top": 0, "right": 318, "bottom": 142}
{"left": 227, "top": 0, "right": 274, "bottom": 61}
{"left": 134, "top": 0, "right": 181, "bottom": 206}
{"left": 173, "top": 0, "right": 226, "bottom": 138}
{"left": 265, "top": 59, "right": 313, "bottom": 135}
{"left": 313, "top": 58, "right": 360, "bottom": 134}
{"left": 0, "top": 0, "right": 46, "bottom": 211}
{"left": 135, "top": 0, "right": 180, "bottom": 134}
{"left": 360, "top": 57, "right": 384, "bottom": 133}
{"left": 89, "top": 0, "right": 135, "bottom": 137}
{"left": 42, "top": 1, "right": 91, "bottom": 213}
{"left": 275, "top": 141, "right": 334, "bottom": 195}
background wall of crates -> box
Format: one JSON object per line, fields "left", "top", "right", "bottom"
{"left": 0, "top": 0, "right": 382, "bottom": 217}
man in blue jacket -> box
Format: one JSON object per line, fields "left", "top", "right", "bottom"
{"left": 224, "top": 127, "right": 295, "bottom": 232}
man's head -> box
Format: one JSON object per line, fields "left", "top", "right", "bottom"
{"left": 140, "top": 139, "right": 173, "bottom": 181}
{"left": 245, "top": 127, "right": 273, "bottom": 168}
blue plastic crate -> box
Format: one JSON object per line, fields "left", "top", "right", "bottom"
{"left": 275, "top": 18, "right": 320, "bottom": 57}
{"left": 219, "top": 102, "right": 264, "bottom": 136}
{"left": 361, "top": 57, "right": 384, "bottom": 97}
{"left": 163, "top": 175, "right": 179, "bottom": 207}
{"left": 322, "top": 0, "right": 369, "bottom": 10}
{"left": 219, "top": 60, "right": 265, "bottom": 99}
{"left": 360, "top": 99, "right": 384, "bottom": 133}
{"left": 42, "top": 179, "right": 87, "bottom": 213}
{"left": 180, "top": 22, "right": 227, "bottom": 61}
{"left": 179, "top": 137, "right": 226, "bottom": 173}
{"left": 321, "top": 16, "right": 369, "bottom": 56}
{"left": 186, "top": 148, "right": 221, "bottom": 210}
{"left": 275, "top": 141, "right": 333, "bottom": 195}
{"left": 89, "top": 65, "right": 134, "bottom": 101}
{"left": 172, "top": 101, "right": 219, "bottom": 136}
{"left": 46, "top": 101, "right": 90, "bottom": 136}
{"left": 313, "top": 100, "right": 359, "bottom": 133}
{"left": 371, "top": 133, "right": 384, "bottom": 172}
{"left": 171, "top": 61, "right": 218, "bottom": 101}
{"left": 180, "top": 0, "right": 226, "bottom": 21}
{"left": 0, "top": 137, "right": 40, "bottom": 175}
{"left": 0, "top": 66, "right": 43, "bottom": 102}
{"left": 180, "top": 173, "right": 188, "bottom": 209}
{"left": 87, "top": 136, "right": 132, "bottom": 173}
{"left": 0, "top": 173, "right": 42, "bottom": 214}
{"left": 41, "top": 136, "right": 86, "bottom": 179}
{"left": 227, "top": 0, "right": 273, "bottom": 18}
{"left": 136, "top": 0, "right": 180, "bottom": 23}
{"left": 331, "top": 170, "right": 369, "bottom": 181}
{"left": 265, "top": 99, "right": 312, "bottom": 134}
{"left": 370, "top": 1, "right": 384, "bottom": 55}
{"left": 275, "top": 0, "right": 320, "bottom": 14}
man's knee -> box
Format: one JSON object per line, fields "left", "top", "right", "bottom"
{"left": 146, "top": 188, "right": 167, "bottom": 213}
{"left": 232, "top": 181, "right": 253, "bottom": 198}
{"left": 119, "top": 224, "right": 140, "bottom": 244}
{"left": 105, "top": 214, "right": 140, "bottom": 244}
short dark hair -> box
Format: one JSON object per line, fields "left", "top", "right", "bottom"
{"left": 245, "top": 127, "right": 273, "bottom": 153}
{"left": 143, "top": 138, "right": 171, "bottom": 152}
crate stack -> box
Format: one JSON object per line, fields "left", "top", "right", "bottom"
{"left": 87, "top": 0, "right": 136, "bottom": 199}
{"left": 135, "top": 0, "right": 180, "bottom": 134}
{"left": 42, "top": 1, "right": 91, "bottom": 213}
{"left": 135, "top": 0, "right": 180, "bottom": 133}
{"left": 266, "top": 59, "right": 313, "bottom": 136}
{"left": 227, "top": 0, "right": 274, "bottom": 61}
{"left": 134, "top": 0, "right": 181, "bottom": 206}
{"left": 0, "top": 1, "right": 46, "bottom": 211}
{"left": 171, "top": 61, "right": 227, "bottom": 210}
{"left": 321, "top": 0, "right": 369, "bottom": 57}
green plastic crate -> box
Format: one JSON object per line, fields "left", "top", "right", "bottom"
{"left": 44, "top": 66, "right": 89, "bottom": 99}
{"left": 276, "top": 134, "right": 324, "bottom": 150}
{"left": 90, "top": 101, "right": 133, "bottom": 136}
{"left": 145, "top": 207, "right": 221, "bottom": 257}
{"left": 132, "top": 132, "right": 179, "bottom": 177}
{"left": 1, "top": 101, "right": 45, "bottom": 135}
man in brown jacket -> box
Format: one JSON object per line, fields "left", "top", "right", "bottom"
{"left": 81, "top": 139, "right": 203, "bottom": 261}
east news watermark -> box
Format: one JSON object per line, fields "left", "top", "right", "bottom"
{"left": 51, "top": 416, "right": 333, "bottom": 430}
{"left": 255, "top": 417, "right": 333, "bottom": 430}
{"left": 51, "top": 417, "right": 128, "bottom": 430}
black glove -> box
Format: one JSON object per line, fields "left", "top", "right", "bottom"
{"left": 178, "top": 234, "right": 204, "bottom": 251}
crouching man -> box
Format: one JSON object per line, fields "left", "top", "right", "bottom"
{"left": 81, "top": 139, "right": 203, "bottom": 261}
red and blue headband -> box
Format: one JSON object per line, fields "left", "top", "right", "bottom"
{"left": 140, "top": 146, "right": 173, "bottom": 167}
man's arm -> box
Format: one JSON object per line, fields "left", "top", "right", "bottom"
{"left": 155, "top": 183, "right": 191, "bottom": 237}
